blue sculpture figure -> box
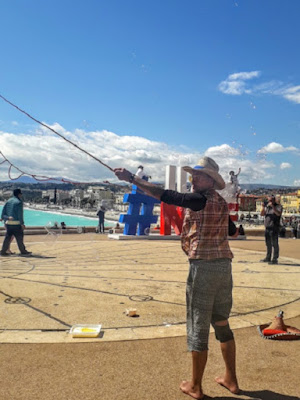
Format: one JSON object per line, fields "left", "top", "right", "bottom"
{"left": 119, "top": 185, "right": 160, "bottom": 235}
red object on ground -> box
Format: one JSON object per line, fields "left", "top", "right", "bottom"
{"left": 263, "top": 328, "right": 287, "bottom": 336}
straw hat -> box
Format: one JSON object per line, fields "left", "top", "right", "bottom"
{"left": 183, "top": 157, "right": 225, "bottom": 190}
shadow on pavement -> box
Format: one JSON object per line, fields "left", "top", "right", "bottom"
{"left": 239, "top": 390, "right": 300, "bottom": 400}
{"left": 279, "top": 263, "right": 300, "bottom": 267}
{"left": 20, "top": 254, "right": 56, "bottom": 259}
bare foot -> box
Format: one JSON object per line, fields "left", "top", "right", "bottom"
{"left": 180, "top": 380, "right": 204, "bottom": 399}
{"left": 215, "top": 376, "right": 239, "bottom": 394}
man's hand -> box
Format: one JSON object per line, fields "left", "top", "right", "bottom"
{"left": 8, "top": 216, "right": 14, "bottom": 220}
{"left": 114, "top": 168, "right": 132, "bottom": 183}
{"left": 114, "top": 167, "right": 164, "bottom": 200}
{"left": 22, "top": 225, "right": 25, "bottom": 230}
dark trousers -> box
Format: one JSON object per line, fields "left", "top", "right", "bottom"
{"left": 98, "top": 220, "right": 105, "bottom": 233}
{"left": 265, "top": 229, "right": 279, "bottom": 260}
{"left": 1, "top": 225, "right": 26, "bottom": 254}
{"left": 293, "top": 228, "right": 297, "bottom": 239}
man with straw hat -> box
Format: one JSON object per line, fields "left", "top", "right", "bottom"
{"left": 114, "top": 156, "right": 239, "bottom": 399}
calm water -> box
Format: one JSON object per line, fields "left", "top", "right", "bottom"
{"left": 0, "top": 205, "right": 113, "bottom": 227}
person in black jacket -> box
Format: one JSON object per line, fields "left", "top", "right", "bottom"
{"left": 261, "top": 195, "right": 283, "bottom": 264}
{"left": 97, "top": 207, "right": 105, "bottom": 233}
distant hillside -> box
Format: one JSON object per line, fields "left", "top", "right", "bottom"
{"left": 0, "top": 178, "right": 298, "bottom": 190}
{"left": 240, "top": 183, "right": 298, "bottom": 190}
{"left": 1, "top": 176, "right": 39, "bottom": 184}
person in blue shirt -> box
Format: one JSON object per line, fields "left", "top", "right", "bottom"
{"left": 1, "top": 188, "right": 32, "bottom": 256}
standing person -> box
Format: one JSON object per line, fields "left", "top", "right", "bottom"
{"left": 1, "top": 189, "right": 32, "bottom": 256}
{"left": 135, "top": 165, "right": 145, "bottom": 179}
{"left": 229, "top": 168, "right": 241, "bottom": 186}
{"left": 97, "top": 206, "right": 105, "bottom": 233}
{"left": 229, "top": 168, "right": 241, "bottom": 200}
{"left": 135, "top": 165, "right": 151, "bottom": 181}
{"left": 291, "top": 218, "right": 297, "bottom": 239}
{"left": 238, "top": 224, "right": 245, "bottom": 236}
{"left": 114, "top": 157, "right": 239, "bottom": 399}
{"left": 260, "top": 195, "right": 283, "bottom": 264}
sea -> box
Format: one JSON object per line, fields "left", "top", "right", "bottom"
{"left": 0, "top": 205, "right": 114, "bottom": 228}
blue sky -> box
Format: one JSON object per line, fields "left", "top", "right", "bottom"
{"left": 0, "top": 0, "right": 300, "bottom": 186}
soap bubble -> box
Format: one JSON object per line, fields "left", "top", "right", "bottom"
{"left": 44, "top": 221, "right": 62, "bottom": 245}
{"left": 250, "top": 125, "right": 257, "bottom": 136}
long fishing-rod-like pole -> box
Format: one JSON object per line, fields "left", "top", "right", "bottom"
{"left": 0, "top": 94, "right": 114, "bottom": 172}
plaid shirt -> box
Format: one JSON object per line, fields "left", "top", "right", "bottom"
{"left": 181, "top": 189, "right": 233, "bottom": 260}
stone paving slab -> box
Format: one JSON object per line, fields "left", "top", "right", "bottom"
{"left": 0, "top": 235, "right": 299, "bottom": 343}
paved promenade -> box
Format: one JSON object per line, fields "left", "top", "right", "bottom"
{"left": 0, "top": 234, "right": 299, "bottom": 399}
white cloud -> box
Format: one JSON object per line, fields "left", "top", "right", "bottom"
{"left": 228, "top": 71, "right": 261, "bottom": 81}
{"left": 204, "top": 145, "right": 275, "bottom": 182}
{"left": 252, "top": 80, "right": 283, "bottom": 94}
{"left": 280, "top": 162, "right": 292, "bottom": 170}
{"left": 281, "top": 85, "right": 300, "bottom": 104}
{"left": 294, "top": 179, "right": 300, "bottom": 186}
{"left": 205, "top": 144, "right": 240, "bottom": 158}
{"left": 219, "top": 72, "right": 300, "bottom": 105}
{"left": 0, "top": 126, "right": 277, "bottom": 184}
{"left": 258, "top": 142, "right": 298, "bottom": 154}
{"left": 0, "top": 128, "right": 196, "bottom": 183}
{"left": 218, "top": 71, "right": 261, "bottom": 95}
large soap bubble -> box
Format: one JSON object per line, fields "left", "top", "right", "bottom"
{"left": 44, "top": 221, "right": 62, "bottom": 244}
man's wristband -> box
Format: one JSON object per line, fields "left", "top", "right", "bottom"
{"left": 129, "top": 174, "right": 135, "bottom": 183}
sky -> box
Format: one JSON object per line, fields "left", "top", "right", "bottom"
{"left": 0, "top": 0, "right": 300, "bottom": 187}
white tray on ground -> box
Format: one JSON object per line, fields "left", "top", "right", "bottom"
{"left": 70, "top": 324, "right": 102, "bottom": 338}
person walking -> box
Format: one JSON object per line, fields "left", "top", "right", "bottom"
{"left": 96, "top": 206, "right": 105, "bottom": 233}
{"left": 1, "top": 189, "right": 31, "bottom": 256}
{"left": 114, "top": 156, "right": 239, "bottom": 399}
{"left": 260, "top": 195, "right": 283, "bottom": 264}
